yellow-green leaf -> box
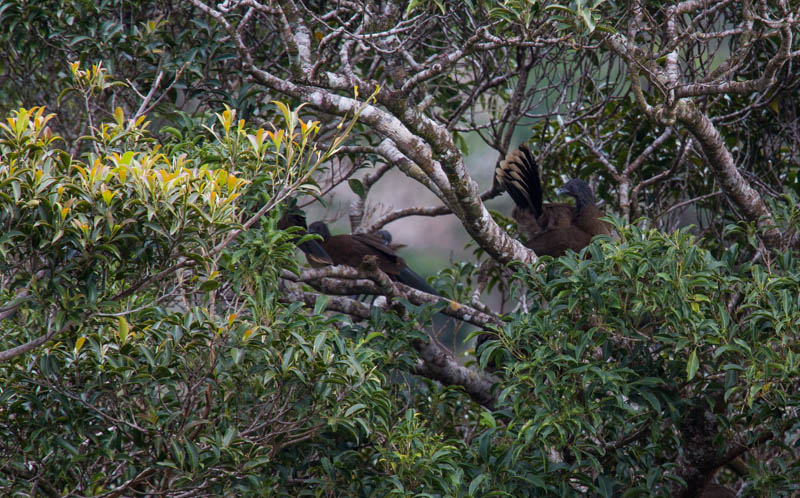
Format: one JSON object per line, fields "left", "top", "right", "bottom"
{"left": 74, "top": 336, "right": 86, "bottom": 355}
{"left": 242, "top": 328, "right": 254, "bottom": 342}
{"left": 118, "top": 316, "right": 130, "bottom": 344}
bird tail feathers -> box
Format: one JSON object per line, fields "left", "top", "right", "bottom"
{"left": 299, "top": 238, "right": 334, "bottom": 265}
{"left": 496, "top": 144, "right": 543, "bottom": 218}
{"left": 396, "top": 267, "right": 439, "bottom": 296}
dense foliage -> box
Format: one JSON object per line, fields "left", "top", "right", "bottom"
{"left": 487, "top": 225, "right": 800, "bottom": 494}
{"left": 1, "top": 0, "right": 799, "bottom": 496}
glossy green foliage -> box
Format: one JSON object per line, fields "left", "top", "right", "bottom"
{"left": 1, "top": 305, "right": 393, "bottom": 495}
{"left": 0, "top": 104, "right": 242, "bottom": 338}
{"left": 1, "top": 1, "right": 799, "bottom": 496}
{"left": 475, "top": 220, "right": 800, "bottom": 495}
{"left": 0, "top": 97, "right": 479, "bottom": 496}
{"left": 0, "top": 0, "right": 252, "bottom": 146}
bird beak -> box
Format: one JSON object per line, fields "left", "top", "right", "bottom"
{"left": 556, "top": 187, "right": 568, "bottom": 196}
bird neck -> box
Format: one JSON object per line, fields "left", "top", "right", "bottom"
{"left": 573, "top": 191, "right": 595, "bottom": 213}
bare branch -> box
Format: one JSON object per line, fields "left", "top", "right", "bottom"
{"left": 0, "top": 319, "right": 68, "bottom": 362}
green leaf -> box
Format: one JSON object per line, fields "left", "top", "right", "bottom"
{"left": 404, "top": 0, "right": 422, "bottom": 18}
{"left": 243, "top": 455, "right": 271, "bottom": 470}
{"left": 543, "top": 5, "right": 576, "bottom": 16}
{"left": 118, "top": 316, "right": 130, "bottom": 344}
{"left": 469, "top": 474, "right": 487, "bottom": 496}
{"left": 480, "top": 409, "right": 496, "bottom": 429}
{"left": 74, "top": 336, "right": 86, "bottom": 355}
{"left": 222, "top": 427, "right": 237, "bottom": 448}
{"left": 348, "top": 178, "right": 366, "bottom": 199}
{"left": 314, "top": 294, "right": 329, "bottom": 315}
{"left": 344, "top": 403, "right": 366, "bottom": 417}
{"left": 579, "top": 7, "right": 595, "bottom": 33}
{"left": 56, "top": 87, "right": 76, "bottom": 106}
{"left": 56, "top": 437, "right": 79, "bottom": 456}
{"left": 185, "top": 441, "right": 199, "bottom": 471}
{"left": 199, "top": 279, "right": 220, "bottom": 291}
{"left": 687, "top": 348, "right": 699, "bottom": 381}
{"left": 313, "top": 331, "right": 327, "bottom": 355}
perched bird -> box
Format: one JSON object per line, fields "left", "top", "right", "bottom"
{"left": 308, "top": 221, "right": 438, "bottom": 295}
{"left": 496, "top": 144, "right": 610, "bottom": 257}
{"left": 373, "top": 229, "right": 407, "bottom": 250}
{"left": 277, "top": 206, "right": 333, "bottom": 266}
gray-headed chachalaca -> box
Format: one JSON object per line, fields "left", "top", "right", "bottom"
{"left": 308, "top": 221, "right": 438, "bottom": 295}
{"left": 496, "top": 144, "right": 610, "bottom": 257}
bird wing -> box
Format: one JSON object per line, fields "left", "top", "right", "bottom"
{"left": 574, "top": 205, "right": 611, "bottom": 236}
{"left": 539, "top": 203, "right": 578, "bottom": 231}
{"left": 350, "top": 234, "right": 437, "bottom": 294}
{"left": 300, "top": 238, "right": 334, "bottom": 266}
{"left": 525, "top": 226, "right": 594, "bottom": 258}
{"left": 351, "top": 233, "right": 402, "bottom": 260}
{"left": 396, "top": 267, "right": 438, "bottom": 295}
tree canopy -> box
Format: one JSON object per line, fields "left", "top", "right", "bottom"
{"left": 1, "top": 1, "right": 799, "bottom": 496}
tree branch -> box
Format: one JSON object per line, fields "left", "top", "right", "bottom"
{"left": 413, "top": 339, "right": 499, "bottom": 408}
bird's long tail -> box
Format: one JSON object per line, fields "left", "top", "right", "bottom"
{"left": 396, "top": 267, "right": 439, "bottom": 296}
{"left": 298, "top": 238, "right": 333, "bottom": 266}
{"left": 496, "top": 144, "right": 543, "bottom": 218}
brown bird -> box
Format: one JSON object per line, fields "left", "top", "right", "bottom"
{"left": 496, "top": 144, "right": 610, "bottom": 257}
{"left": 308, "top": 221, "right": 438, "bottom": 295}
{"left": 277, "top": 207, "right": 333, "bottom": 266}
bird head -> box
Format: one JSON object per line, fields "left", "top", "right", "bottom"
{"left": 556, "top": 179, "right": 596, "bottom": 210}
{"left": 308, "top": 221, "right": 332, "bottom": 241}
{"left": 374, "top": 229, "right": 392, "bottom": 245}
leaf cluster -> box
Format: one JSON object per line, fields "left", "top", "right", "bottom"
{"left": 475, "top": 220, "right": 800, "bottom": 495}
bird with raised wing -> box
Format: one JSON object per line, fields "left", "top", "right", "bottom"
{"left": 496, "top": 144, "right": 610, "bottom": 257}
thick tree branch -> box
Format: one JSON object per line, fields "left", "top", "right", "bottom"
{"left": 675, "top": 100, "right": 782, "bottom": 247}
{"left": 244, "top": 40, "right": 534, "bottom": 264}
{"left": 606, "top": 16, "right": 787, "bottom": 248}
{"left": 413, "top": 340, "right": 499, "bottom": 408}
{"left": 284, "top": 264, "right": 501, "bottom": 328}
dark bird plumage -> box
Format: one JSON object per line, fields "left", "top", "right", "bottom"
{"left": 308, "top": 221, "right": 438, "bottom": 295}
{"left": 496, "top": 144, "right": 610, "bottom": 257}
{"left": 373, "top": 229, "right": 407, "bottom": 250}
{"left": 374, "top": 229, "right": 393, "bottom": 245}
{"left": 277, "top": 207, "right": 333, "bottom": 266}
